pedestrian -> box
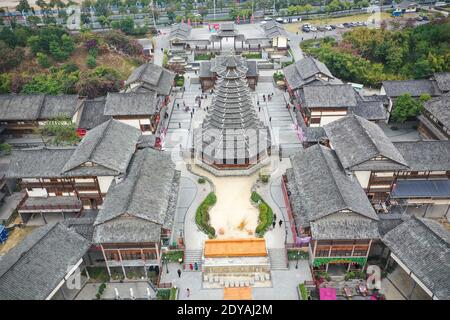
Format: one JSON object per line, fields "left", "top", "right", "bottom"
{"left": 189, "top": 263, "right": 193, "bottom": 271}
{"left": 186, "top": 288, "right": 190, "bottom": 297}
{"left": 293, "top": 106, "right": 296, "bottom": 112}
{"left": 279, "top": 220, "right": 283, "bottom": 227}
{"left": 257, "top": 100, "right": 260, "bottom": 106}
{"left": 161, "top": 48, "right": 163, "bottom": 52}
{"left": 269, "top": 116, "right": 272, "bottom": 122}
{"left": 183, "top": 101, "right": 186, "bottom": 107}
{"left": 259, "top": 106, "right": 261, "bottom": 112}
{"left": 177, "top": 103, "right": 180, "bottom": 109}
{"left": 190, "top": 112, "right": 193, "bottom": 118}
{"left": 272, "top": 221, "right": 276, "bottom": 229}
{"left": 178, "top": 122, "right": 181, "bottom": 128}
{"left": 273, "top": 213, "right": 277, "bottom": 221}
{"left": 286, "top": 103, "right": 289, "bottom": 109}
{"left": 194, "top": 262, "right": 198, "bottom": 271}
{"left": 177, "top": 269, "right": 182, "bottom": 278}
{"left": 301, "top": 37, "right": 303, "bottom": 41}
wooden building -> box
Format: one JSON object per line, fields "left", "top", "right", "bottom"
{"left": 195, "top": 55, "right": 270, "bottom": 171}
{"left": 0, "top": 222, "right": 90, "bottom": 300}
{"left": 282, "top": 144, "right": 379, "bottom": 276}
{"left": 382, "top": 216, "right": 450, "bottom": 300}
{"left": 168, "top": 23, "right": 192, "bottom": 51}
{"left": 104, "top": 92, "right": 164, "bottom": 135}
{"left": 6, "top": 119, "right": 141, "bottom": 224}
{"left": 418, "top": 93, "right": 450, "bottom": 140}
{"left": 261, "top": 20, "right": 288, "bottom": 51}
{"left": 323, "top": 114, "right": 450, "bottom": 209}
{"left": 0, "top": 94, "right": 81, "bottom": 137}
{"left": 92, "top": 148, "right": 180, "bottom": 279}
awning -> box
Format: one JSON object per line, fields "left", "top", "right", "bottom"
{"left": 391, "top": 180, "right": 450, "bottom": 199}
{"left": 320, "top": 288, "right": 336, "bottom": 300}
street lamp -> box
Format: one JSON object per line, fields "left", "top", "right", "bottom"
{"left": 164, "top": 256, "right": 169, "bottom": 273}
{"left": 295, "top": 252, "right": 300, "bottom": 269}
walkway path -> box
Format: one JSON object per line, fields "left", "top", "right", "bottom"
{"left": 253, "top": 82, "right": 303, "bottom": 157}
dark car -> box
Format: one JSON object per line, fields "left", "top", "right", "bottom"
{"left": 329, "top": 24, "right": 336, "bottom": 29}
{"left": 302, "top": 25, "right": 311, "bottom": 32}
{"left": 422, "top": 15, "right": 429, "bottom": 21}
{"left": 343, "top": 22, "right": 351, "bottom": 28}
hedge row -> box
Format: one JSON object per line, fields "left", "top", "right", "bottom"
{"left": 195, "top": 192, "right": 217, "bottom": 238}
{"left": 251, "top": 192, "right": 274, "bottom": 237}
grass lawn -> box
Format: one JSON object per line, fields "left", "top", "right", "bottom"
{"left": 284, "top": 12, "right": 394, "bottom": 32}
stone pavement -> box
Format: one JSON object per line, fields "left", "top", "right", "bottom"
{"left": 76, "top": 281, "right": 156, "bottom": 300}
{"left": 160, "top": 260, "right": 313, "bottom": 300}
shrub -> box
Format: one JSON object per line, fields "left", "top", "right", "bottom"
{"left": 273, "top": 71, "right": 284, "bottom": 82}
{"left": 162, "top": 250, "right": 184, "bottom": 263}
{"left": 0, "top": 73, "right": 12, "bottom": 94}
{"left": 287, "top": 249, "right": 309, "bottom": 260}
{"left": 0, "top": 143, "right": 12, "bottom": 155}
{"left": 242, "top": 52, "right": 262, "bottom": 59}
{"left": 169, "top": 287, "right": 178, "bottom": 300}
{"left": 195, "top": 53, "right": 212, "bottom": 61}
{"left": 156, "top": 289, "right": 171, "bottom": 300}
{"left": 252, "top": 192, "right": 274, "bottom": 237}
{"left": 198, "top": 177, "right": 206, "bottom": 184}
{"left": 195, "top": 193, "right": 217, "bottom": 238}
{"left": 87, "top": 55, "right": 97, "bottom": 69}
{"left": 37, "top": 52, "right": 51, "bottom": 68}
{"left": 298, "top": 284, "right": 309, "bottom": 300}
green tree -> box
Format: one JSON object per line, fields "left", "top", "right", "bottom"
{"left": 37, "top": 52, "right": 51, "bottom": 68}
{"left": 391, "top": 94, "right": 421, "bottom": 123}
{"left": 0, "top": 73, "right": 12, "bottom": 93}
{"left": 39, "top": 115, "right": 80, "bottom": 146}
{"left": 16, "top": 0, "right": 32, "bottom": 13}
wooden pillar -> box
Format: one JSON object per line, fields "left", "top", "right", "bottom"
{"left": 100, "top": 244, "right": 112, "bottom": 277}
{"left": 41, "top": 212, "right": 47, "bottom": 224}
{"left": 117, "top": 249, "right": 127, "bottom": 279}
{"left": 155, "top": 243, "right": 160, "bottom": 263}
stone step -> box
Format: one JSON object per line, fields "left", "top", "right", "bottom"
{"left": 183, "top": 250, "right": 203, "bottom": 272}
{"left": 268, "top": 248, "right": 289, "bottom": 270}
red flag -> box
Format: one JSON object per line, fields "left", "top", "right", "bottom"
{"left": 237, "top": 15, "right": 240, "bottom": 24}
{"left": 181, "top": 18, "right": 184, "bottom": 24}
{"left": 243, "top": 15, "right": 246, "bottom": 23}
{"left": 250, "top": 15, "right": 254, "bottom": 24}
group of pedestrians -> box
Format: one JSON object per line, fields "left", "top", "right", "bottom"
{"left": 272, "top": 213, "right": 283, "bottom": 229}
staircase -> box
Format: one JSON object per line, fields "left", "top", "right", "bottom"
{"left": 183, "top": 250, "right": 203, "bottom": 272}
{"left": 268, "top": 248, "right": 289, "bottom": 270}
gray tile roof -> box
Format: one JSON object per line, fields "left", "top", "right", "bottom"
{"left": 104, "top": 92, "right": 159, "bottom": 116}
{"left": 310, "top": 218, "right": 379, "bottom": 240}
{"left": 6, "top": 147, "right": 75, "bottom": 178}
{"left": 0, "top": 94, "right": 80, "bottom": 121}
{"left": 283, "top": 57, "right": 334, "bottom": 90}
{"left": 299, "top": 84, "right": 358, "bottom": 109}
{"left": 382, "top": 216, "right": 450, "bottom": 300}
{"left": 286, "top": 144, "right": 378, "bottom": 226}
{"left": 62, "top": 119, "right": 141, "bottom": 177}
{"left": 169, "top": 23, "right": 192, "bottom": 41}
{"left": 93, "top": 148, "right": 180, "bottom": 244}
{"left": 0, "top": 94, "right": 44, "bottom": 121}
{"left": 351, "top": 94, "right": 388, "bottom": 121}
{"left": 199, "top": 56, "right": 258, "bottom": 78}
{"left": 126, "top": 63, "right": 175, "bottom": 96}
{"left": 393, "top": 140, "right": 450, "bottom": 171}
{"left": 324, "top": 114, "right": 408, "bottom": 170}
{"left": 382, "top": 79, "right": 442, "bottom": 98}
{"left": 38, "top": 95, "right": 80, "bottom": 120}
{"left": 62, "top": 212, "right": 97, "bottom": 241}
{"left": 262, "top": 21, "right": 287, "bottom": 39}
{"left": 76, "top": 98, "right": 111, "bottom": 130}
{"left": 433, "top": 72, "right": 450, "bottom": 92}
{"left": 423, "top": 92, "right": 450, "bottom": 129}
{"left": 0, "top": 222, "right": 90, "bottom": 300}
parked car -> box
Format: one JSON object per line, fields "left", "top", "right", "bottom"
{"left": 292, "top": 18, "right": 300, "bottom": 22}
{"left": 343, "top": 22, "right": 350, "bottom": 28}
{"left": 283, "top": 19, "right": 289, "bottom": 23}
{"left": 317, "top": 25, "right": 326, "bottom": 31}
{"left": 325, "top": 25, "right": 333, "bottom": 31}
{"left": 422, "top": 15, "right": 429, "bottom": 21}
{"left": 329, "top": 24, "right": 336, "bottom": 29}
{"left": 276, "top": 17, "right": 284, "bottom": 23}
{"left": 264, "top": 16, "right": 273, "bottom": 21}
{"left": 310, "top": 26, "right": 318, "bottom": 32}
{"left": 260, "top": 21, "right": 268, "bottom": 25}
{"left": 336, "top": 24, "right": 345, "bottom": 29}
{"left": 302, "top": 25, "right": 311, "bottom": 32}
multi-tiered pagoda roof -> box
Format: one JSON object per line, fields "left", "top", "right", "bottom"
{"left": 195, "top": 55, "right": 270, "bottom": 168}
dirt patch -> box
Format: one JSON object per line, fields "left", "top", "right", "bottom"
{"left": 0, "top": 226, "right": 37, "bottom": 255}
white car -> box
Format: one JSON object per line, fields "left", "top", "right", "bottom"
{"left": 291, "top": 18, "right": 299, "bottom": 23}
{"left": 336, "top": 24, "right": 345, "bottom": 29}
{"left": 264, "top": 17, "right": 273, "bottom": 21}
{"left": 325, "top": 25, "right": 332, "bottom": 31}
{"left": 309, "top": 26, "right": 317, "bottom": 32}
{"left": 283, "top": 19, "right": 289, "bottom": 23}
{"left": 260, "top": 21, "right": 268, "bottom": 25}
{"left": 276, "top": 18, "right": 284, "bottom": 23}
